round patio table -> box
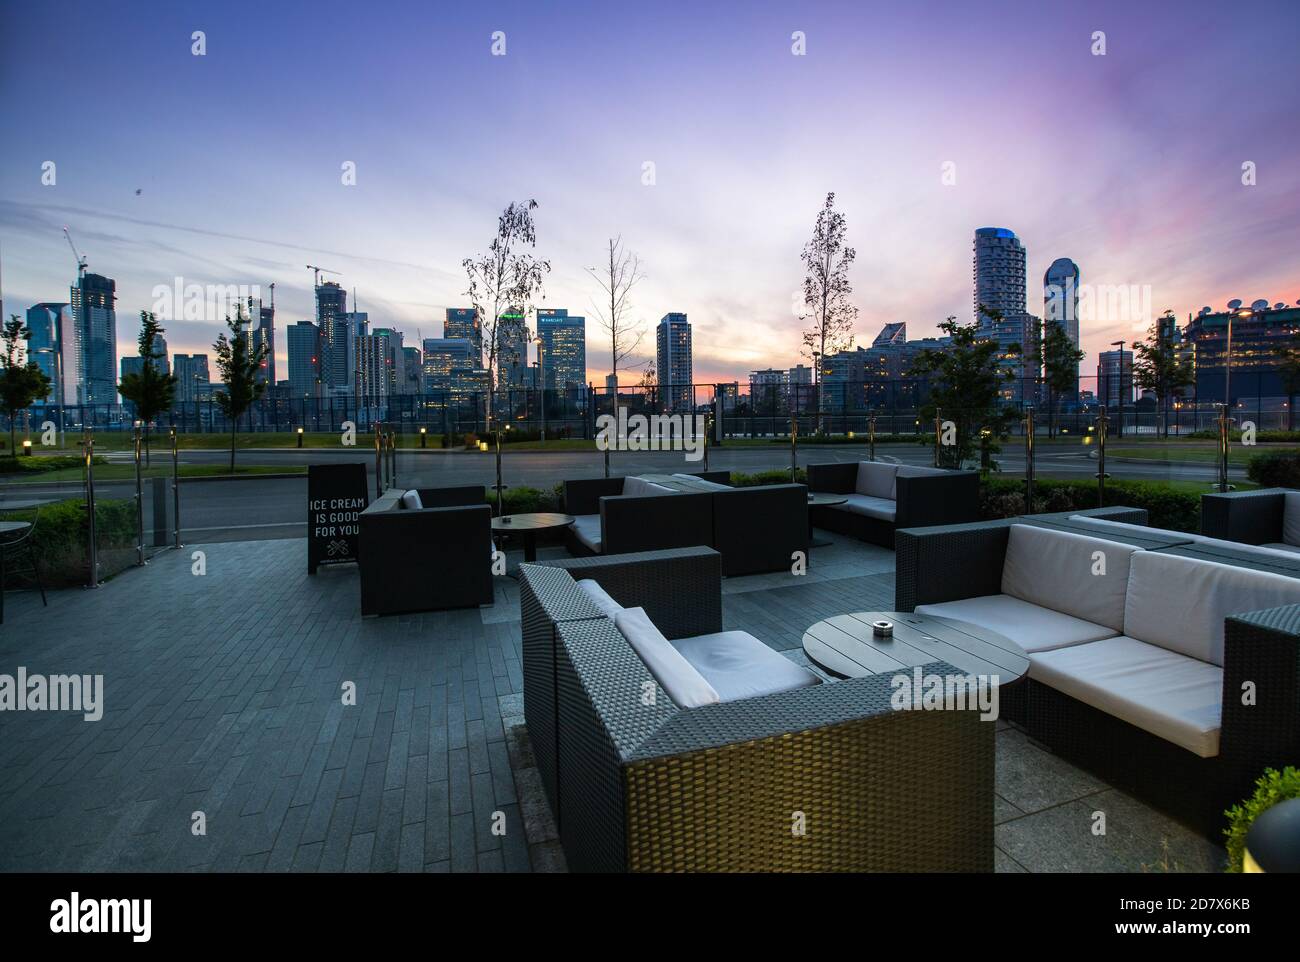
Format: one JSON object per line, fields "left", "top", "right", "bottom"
{"left": 802, "top": 609, "right": 1028, "bottom": 686}
{"left": 491, "top": 512, "right": 574, "bottom": 563}
{"left": 806, "top": 492, "right": 847, "bottom": 547}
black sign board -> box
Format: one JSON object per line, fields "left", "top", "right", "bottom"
{"left": 307, "top": 462, "right": 369, "bottom": 574}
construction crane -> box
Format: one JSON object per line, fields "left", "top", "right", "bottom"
{"left": 305, "top": 264, "right": 340, "bottom": 288}
{"left": 63, "top": 226, "right": 88, "bottom": 281}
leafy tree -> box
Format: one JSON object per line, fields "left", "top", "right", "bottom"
{"left": 212, "top": 300, "right": 269, "bottom": 472}
{"left": 799, "top": 192, "right": 857, "bottom": 428}
{"left": 462, "top": 200, "right": 551, "bottom": 423}
{"left": 586, "top": 236, "right": 645, "bottom": 390}
{"left": 0, "top": 315, "right": 51, "bottom": 460}
{"left": 118, "top": 311, "right": 177, "bottom": 465}
{"left": 1132, "top": 311, "right": 1193, "bottom": 438}
{"left": 908, "top": 309, "right": 1017, "bottom": 468}
{"left": 1039, "top": 319, "right": 1084, "bottom": 438}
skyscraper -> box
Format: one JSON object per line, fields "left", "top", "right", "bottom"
{"left": 71, "top": 272, "right": 117, "bottom": 405}
{"left": 656, "top": 312, "right": 693, "bottom": 412}
{"left": 1044, "top": 257, "right": 1081, "bottom": 398}
{"left": 973, "top": 228, "right": 1037, "bottom": 402}
{"left": 287, "top": 320, "right": 321, "bottom": 398}
{"left": 421, "top": 338, "right": 478, "bottom": 391}
{"left": 173, "top": 354, "right": 211, "bottom": 404}
{"left": 444, "top": 308, "right": 483, "bottom": 365}
{"left": 1097, "top": 350, "right": 1133, "bottom": 408}
{"left": 252, "top": 296, "right": 275, "bottom": 387}
{"left": 401, "top": 346, "right": 422, "bottom": 395}
{"left": 536, "top": 308, "right": 586, "bottom": 393}
{"left": 315, "top": 281, "right": 349, "bottom": 391}
{"left": 26, "top": 303, "right": 73, "bottom": 404}
{"left": 495, "top": 309, "right": 529, "bottom": 391}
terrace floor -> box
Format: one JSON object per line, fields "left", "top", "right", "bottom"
{"left": 0, "top": 532, "right": 1226, "bottom": 873}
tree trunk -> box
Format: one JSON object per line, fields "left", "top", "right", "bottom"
{"left": 8, "top": 419, "right": 15, "bottom": 462}
{"left": 230, "top": 422, "right": 237, "bottom": 473}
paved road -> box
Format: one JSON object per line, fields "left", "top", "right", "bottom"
{"left": 4, "top": 443, "right": 1241, "bottom": 542}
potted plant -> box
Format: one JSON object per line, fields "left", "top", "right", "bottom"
{"left": 1224, "top": 766, "right": 1300, "bottom": 872}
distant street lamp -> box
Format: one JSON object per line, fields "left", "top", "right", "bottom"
{"left": 535, "top": 336, "right": 546, "bottom": 444}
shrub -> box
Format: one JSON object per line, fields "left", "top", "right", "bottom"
{"left": 979, "top": 477, "right": 1200, "bottom": 531}
{"left": 0, "top": 454, "right": 105, "bottom": 475}
{"left": 8, "top": 498, "right": 136, "bottom": 587}
{"left": 730, "top": 468, "right": 807, "bottom": 486}
{"left": 486, "top": 483, "right": 563, "bottom": 515}
{"left": 462, "top": 432, "right": 479, "bottom": 450}
{"left": 1247, "top": 451, "right": 1300, "bottom": 488}
{"left": 1224, "top": 767, "right": 1300, "bottom": 872}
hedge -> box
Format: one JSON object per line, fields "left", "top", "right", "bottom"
{"left": 1246, "top": 451, "right": 1300, "bottom": 488}
{"left": 980, "top": 477, "right": 1200, "bottom": 531}
{"left": 7, "top": 498, "right": 136, "bottom": 587}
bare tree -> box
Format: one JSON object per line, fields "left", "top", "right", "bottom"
{"left": 463, "top": 200, "right": 551, "bottom": 421}
{"left": 799, "top": 192, "right": 858, "bottom": 425}
{"left": 586, "top": 236, "right": 646, "bottom": 391}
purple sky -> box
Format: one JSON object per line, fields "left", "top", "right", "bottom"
{"left": 2, "top": 0, "right": 1297, "bottom": 385}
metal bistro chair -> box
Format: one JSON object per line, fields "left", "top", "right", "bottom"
{"left": 1, "top": 506, "right": 48, "bottom": 623}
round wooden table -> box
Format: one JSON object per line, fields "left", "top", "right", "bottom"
{"left": 805, "top": 492, "right": 847, "bottom": 547}
{"left": 491, "top": 512, "right": 574, "bottom": 563}
{"left": 802, "top": 609, "right": 1028, "bottom": 686}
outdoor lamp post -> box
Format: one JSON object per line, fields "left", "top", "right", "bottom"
{"left": 493, "top": 422, "right": 510, "bottom": 515}
{"left": 296, "top": 426, "right": 303, "bottom": 448}
{"left": 535, "top": 337, "right": 546, "bottom": 444}
{"left": 419, "top": 426, "right": 427, "bottom": 448}
{"left": 1110, "top": 340, "right": 1126, "bottom": 438}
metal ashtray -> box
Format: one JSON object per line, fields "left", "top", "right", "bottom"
{"left": 500, "top": 516, "right": 512, "bottom": 524}
{"left": 872, "top": 620, "right": 894, "bottom": 639}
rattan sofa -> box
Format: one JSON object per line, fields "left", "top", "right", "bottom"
{"left": 561, "top": 474, "right": 808, "bottom": 576}
{"left": 807, "top": 460, "right": 979, "bottom": 547}
{"left": 357, "top": 485, "right": 493, "bottom": 615}
{"left": 895, "top": 512, "right": 1300, "bottom": 836}
{"left": 519, "top": 546, "right": 995, "bottom": 872}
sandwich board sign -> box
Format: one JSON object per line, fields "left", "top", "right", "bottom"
{"left": 308, "top": 462, "right": 369, "bottom": 574}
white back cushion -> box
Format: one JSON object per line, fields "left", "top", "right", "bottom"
{"left": 622, "top": 476, "right": 673, "bottom": 498}
{"left": 576, "top": 579, "right": 623, "bottom": 618}
{"left": 1283, "top": 492, "right": 1300, "bottom": 546}
{"left": 1124, "top": 551, "right": 1300, "bottom": 665}
{"left": 614, "top": 608, "right": 719, "bottom": 708}
{"left": 1002, "top": 524, "right": 1139, "bottom": 632}
{"left": 400, "top": 489, "right": 423, "bottom": 510}
{"left": 855, "top": 462, "right": 898, "bottom": 500}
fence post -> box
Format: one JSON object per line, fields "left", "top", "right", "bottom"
{"left": 1023, "top": 405, "right": 1036, "bottom": 515}
{"left": 83, "top": 428, "right": 99, "bottom": 589}
{"left": 1217, "top": 403, "right": 1233, "bottom": 493}
{"left": 374, "top": 421, "right": 384, "bottom": 497}
{"left": 171, "top": 426, "right": 183, "bottom": 548}
{"left": 933, "top": 409, "right": 942, "bottom": 468}
{"left": 134, "top": 422, "right": 146, "bottom": 565}
{"left": 1095, "top": 405, "right": 1109, "bottom": 507}
{"left": 868, "top": 415, "right": 876, "bottom": 461}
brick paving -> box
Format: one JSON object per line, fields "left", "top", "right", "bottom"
{"left": 0, "top": 534, "right": 1224, "bottom": 872}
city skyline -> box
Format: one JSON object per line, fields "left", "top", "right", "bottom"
{"left": 2, "top": 0, "right": 1298, "bottom": 386}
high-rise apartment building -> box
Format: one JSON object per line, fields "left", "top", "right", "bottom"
{"left": 26, "top": 303, "right": 73, "bottom": 404}
{"left": 1044, "top": 258, "right": 1081, "bottom": 398}
{"left": 495, "top": 309, "right": 529, "bottom": 391}
{"left": 252, "top": 297, "right": 275, "bottom": 387}
{"left": 536, "top": 308, "right": 586, "bottom": 393}
{"left": 71, "top": 273, "right": 117, "bottom": 405}
{"left": 444, "top": 308, "right": 483, "bottom": 365}
{"left": 656, "top": 312, "right": 693, "bottom": 411}
{"left": 173, "top": 354, "right": 211, "bottom": 404}
{"left": 314, "top": 281, "right": 350, "bottom": 391}
{"left": 1097, "top": 350, "right": 1134, "bottom": 408}
{"left": 287, "top": 320, "right": 322, "bottom": 398}
{"left": 421, "top": 338, "right": 478, "bottom": 391}
{"left": 401, "top": 346, "right": 422, "bottom": 395}
{"left": 973, "top": 228, "right": 1037, "bottom": 403}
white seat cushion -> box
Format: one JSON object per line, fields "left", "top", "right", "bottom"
{"left": 1125, "top": 551, "right": 1300, "bottom": 665}
{"left": 614, "top": 607, "right": 719, "bottom": 708}
{"left": 855, "top": 462, "right": 898, "bottom": 500}
{"left": 576, "top": 578, "right": 623, "bottom": 618}
{"left": 400, "top": 489, "right": 423, "bottom": 510}
{"left": 1262, "top": 542, "right": 1300, "bottom": 556}
{"left": 1003, "top": 524, "right": 1139, "bottom": 632}
{"left": 1029, "top": 636, "right": 1223, "bottom": 758}
{"left": 1284, "top": 491, "right": 1300, "bottom": 546}
{"left": 916, "top": 594, "right": 1117, "bottom": 653}
{"left": 670, "top": 630, "right": 820, "bottom": 702}
{"left": 622, "top": 476, "right": 674, "bottom": 498}
{"left": 572, "top": 514, "right": 602, "bottom": 552}
{"left": 838, "top": 493, "right": 896, "bottom": 521}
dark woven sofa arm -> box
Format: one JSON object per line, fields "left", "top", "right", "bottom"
{"left": 808, "top": 461, "right": 858, "bottom": 494}
{"left": 894, "top": 469, "right": 980, "bottom": 528}
{"left": 895, "top": 519, "right": 1013, "bottom": 611}
{"left": 540, "top": 546, "right": 722, "bottom": 638}
{"left": 711, "top": 483, "right": 809, "bottom": 576}
{"left": 1027, "top": 506, "right": 1150, "bottom": 525}
{"left": 564, "top": 476, "right": 625, "bottom": 515}
{"left": 1220, "top": 604, "right": 1300, "bottom": 767}
{"left": 415, "top": 485, "right": 486, "bottom": 508}
{"left": 1201, "top": 489, "right": 1286, "bottom": 544}
{"left": 601, "top": 491, "right": 713, "bottom": 558}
